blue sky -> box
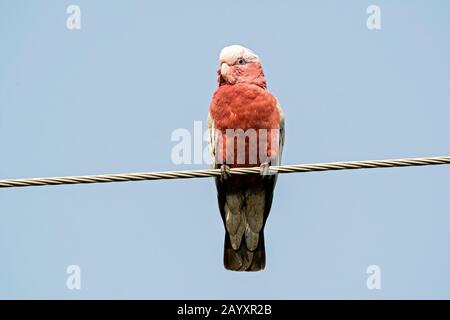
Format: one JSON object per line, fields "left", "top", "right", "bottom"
{"left": 0, "top": 0, "right": 449, "bottom": 299}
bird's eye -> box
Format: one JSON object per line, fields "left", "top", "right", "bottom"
{"left": 236, "top": 58, "right": 246, "bottom": 65}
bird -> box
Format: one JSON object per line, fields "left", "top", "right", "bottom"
{"left": 208, "top": 45, "right": 285, "bottom": 271}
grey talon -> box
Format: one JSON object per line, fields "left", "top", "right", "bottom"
{"left": 220, "top": 164, "right": 231, "bottom": 181}
{"left": 260, "top": 162, "right": 271, "bottom": 177}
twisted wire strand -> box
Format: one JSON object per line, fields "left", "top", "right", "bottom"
{"left": 0, "top": 156, "right": 449, "bottom": 189}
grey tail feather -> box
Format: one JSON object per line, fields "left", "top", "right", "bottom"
{"left": 223, "top": 232, "right": 266, "bottom": 272}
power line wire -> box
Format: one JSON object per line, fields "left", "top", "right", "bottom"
{"left": 0, "top": 155, "right": 449, "bottom": 189}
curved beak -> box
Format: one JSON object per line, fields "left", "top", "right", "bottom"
{"left": 220, "top": 63, "right": 230, "bottom": 81}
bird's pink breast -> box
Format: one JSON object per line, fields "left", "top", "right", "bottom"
{"left": 210, "top": 83, "right": 280, "bottom": 167}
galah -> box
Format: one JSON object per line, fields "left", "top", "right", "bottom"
{"left": 208, "top": 45, "right": 285, "bottom": 271}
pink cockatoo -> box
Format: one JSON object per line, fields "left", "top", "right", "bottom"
{"left": 208, "top": 45, "right": 285, "bottom": 271}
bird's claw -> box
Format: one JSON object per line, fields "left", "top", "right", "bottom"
{"left": 220, "top": 164, "right": 231, "bottom": 182}
{"left": 260, "top": 162, "right": 271, "bottom": 177}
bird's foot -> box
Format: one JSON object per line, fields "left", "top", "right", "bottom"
{"left": 220, "top": 164, "right": 231, "bottom": 182}
{"left": 260, "top": 162, "right": 271, "bottom": 177}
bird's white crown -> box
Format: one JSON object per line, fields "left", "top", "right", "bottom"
{"left": 219, "top": 45, "right": 260, "bottom": 65}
